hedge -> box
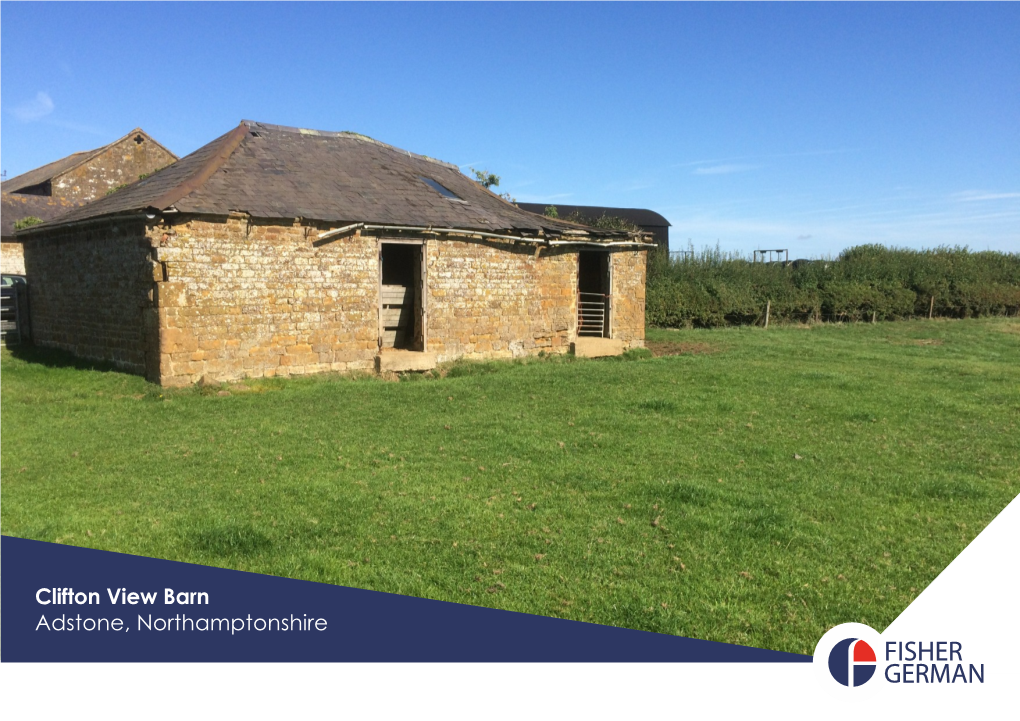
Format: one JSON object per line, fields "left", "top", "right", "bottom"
{"left": 646, "top": 244, "right": 1020, "bottom": 328}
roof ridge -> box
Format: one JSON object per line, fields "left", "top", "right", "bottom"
{"left": 241, "top": 120, "right": 459, "bottom": 170}
{"left": 144, "top": 122, "right": 250, "bottom": 211}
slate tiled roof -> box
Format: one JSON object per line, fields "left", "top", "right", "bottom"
{"left": 1, "top": 192, "right": 87, "bottom": 238}
{"left": 38, "top": 121, "right": 639, "bottom": 239}
{"left": 1, "top": 128, "right": 176, "bottom": 194}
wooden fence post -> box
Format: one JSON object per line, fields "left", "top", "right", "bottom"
{"left": 764, "top": 300, "right": 771, "bottom": 329}
{"left": 929, "top": 296, "right": 935, "bottom": 319}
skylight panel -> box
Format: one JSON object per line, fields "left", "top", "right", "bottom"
{"left": 419, "top": 176, "right": 462, "bottom": 200}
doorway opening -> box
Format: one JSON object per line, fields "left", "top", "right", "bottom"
{"left": 577, "top": 251, "right": 611, "bottom": 338}
{"left": 380, "top": 243, "right": 424, "bottom": 350}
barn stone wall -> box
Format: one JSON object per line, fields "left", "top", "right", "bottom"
{"left": 153, "top": 215, "right": 379, "bottom": 385}
{"left": 425, "top": 240, "right": 577, "bottom": 360}
{"left": 2, "top": 241, "right": 26, "bottom": 275}
{"left": 609, "top": 247, "right": 647, "bottom": 345}
{"left": 24, "top": 215, "right": 647, "bottom": 385}
{"left": 21, "top": 219, "right": 157, "bottom": 374}
{"left": 424, "top": 241, "right": 645, "bottom": 358}
{"left": 53, "top": 135, "right": 177, "bottom": 203}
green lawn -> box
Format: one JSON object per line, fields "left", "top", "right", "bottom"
{"left": 2, "top": 318, "right": 1017, "bottom": 654}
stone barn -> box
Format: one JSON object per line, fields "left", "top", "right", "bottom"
{"left": 20, "top": 121, "right": 653, "bottom": 386}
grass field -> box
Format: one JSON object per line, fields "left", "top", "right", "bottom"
{"left": 2, "top": 318, "right": 1017, "bottom": 654}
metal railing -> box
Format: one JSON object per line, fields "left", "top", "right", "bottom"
{"left": 1, "top": 286, "right": 22, "bottom": 345}
{"left": 578, "top": 292, "right": 609, "bottom": 337}
{"left": 753, "top": 249, "right": 789, "bottom": 263}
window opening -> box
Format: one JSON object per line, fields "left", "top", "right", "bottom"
{"left": 14, "top": 180, "right": 52, "bottom": 197}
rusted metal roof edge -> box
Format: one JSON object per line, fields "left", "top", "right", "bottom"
{"left": 144, "top": 123, "right": 250, "bottom": 212}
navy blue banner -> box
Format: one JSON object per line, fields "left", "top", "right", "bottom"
{"left": 2, "top": 536, "right": 810, "bottom": 663}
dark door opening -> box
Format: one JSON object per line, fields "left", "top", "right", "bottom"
{"left": 380, "top": 243, "right": 424, "bottom": 350}
{"left": 577, "top": 251, "right": 611, "bottom": 338}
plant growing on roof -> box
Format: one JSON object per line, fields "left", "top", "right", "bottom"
{"left": 544, "top": 205, "right": 559, "bottom": 218}
{"left": 565, "top": 210, "right": 639, "bottom": 232}
{"left": 138, "top": 165, "right": 170, "bottom": 181}
{"left": 470, "top": 167, "right": 501, "bottom": 189}
{"left": 470, "top": 167, "right": 516, "bottom": 204}
{"left": 14, "top": 216, "right": 43, "bottom": 230}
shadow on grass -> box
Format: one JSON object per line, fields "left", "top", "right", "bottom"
{"left": 4, "top": 343, "right": 133, "bottom": 376}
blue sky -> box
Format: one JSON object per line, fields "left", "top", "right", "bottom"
{"left": 2, "top": 2, "right": 1018, "bottom": 256}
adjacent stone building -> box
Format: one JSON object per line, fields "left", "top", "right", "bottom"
{"left": 518, "top": 203, "right": 672, "bottom": 254}
{"left": 2, "top": 194, "right": 85, "bottom": 274}
{"left": 21, "top": 121, "right": 653, "bottom": 385}
{"left": 2, "top": 129, "right": 177, "bottom": 275}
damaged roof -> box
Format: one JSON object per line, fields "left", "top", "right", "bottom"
{"left": 1, "top": 193, "right": 87, "bottom": 238}
{"left": 36, "top": 121, "right": 643, "bottom": 239}
{"left": 2, "top": 128, "right": 176, "bottom": 195}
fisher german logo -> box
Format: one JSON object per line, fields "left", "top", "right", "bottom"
{"left": 818, "top": 625, "right": 987, "bottom": 688}
{"left": 828, "top": 638, "right": 877, "bottom": 687}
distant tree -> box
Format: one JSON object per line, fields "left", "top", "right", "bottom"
{"left": 544, "top": 205, "right": 559, "bottom": 218}
{"left": 14, "top": 216, "right": 43, "bottom": 230}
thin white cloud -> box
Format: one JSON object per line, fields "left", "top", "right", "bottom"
{"left": 951, "top": 190, "right": 1020, "bottom": 202}
{"left": 11, "top": 91, "right": 55, "bottom": 121}
{"left": 693, "top": 163, "right": 757, "bottom": 176}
